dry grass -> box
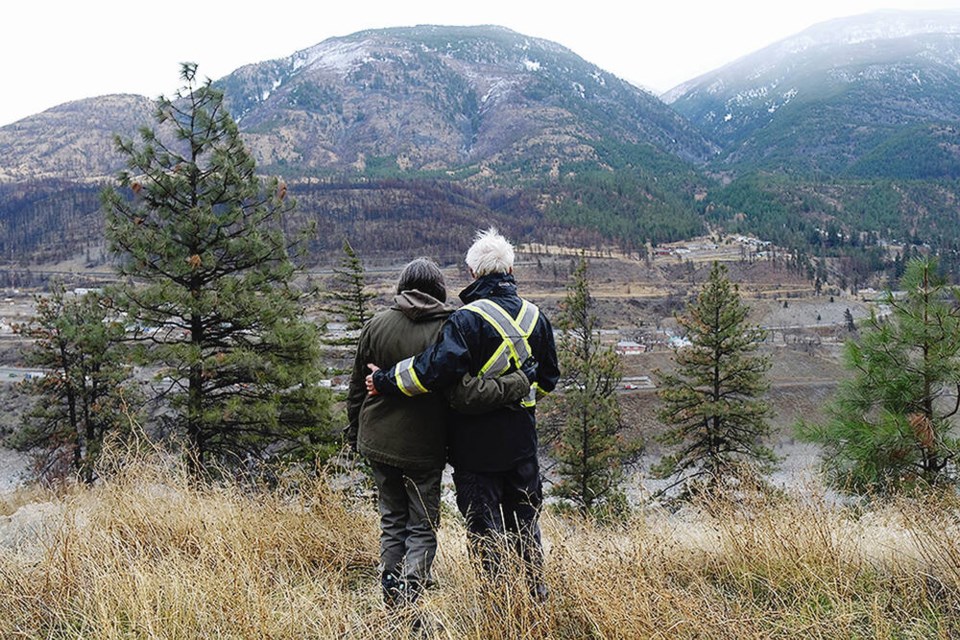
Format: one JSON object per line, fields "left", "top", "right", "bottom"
{"left": 2, "top": 455, "right": 960, "bottom": 639}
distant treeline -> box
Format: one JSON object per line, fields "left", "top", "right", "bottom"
{"left": 0, "top": 178, "right": 589, "bottom": 268}
{"left": 6, "top": 172, "right": 960, "bottom": 285}
{"left": 0, "top": 180, "right": 107, "bottom": 266}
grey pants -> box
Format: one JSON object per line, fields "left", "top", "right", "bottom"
{"left": 369, "top": 461, "right": 443, "bottom": 584}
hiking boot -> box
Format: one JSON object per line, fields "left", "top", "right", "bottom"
{"left": 404, "top": 576, "right": 425, "bottom": 604}
{"left": 381, "top": 570, "right": 404, "bottom": 608}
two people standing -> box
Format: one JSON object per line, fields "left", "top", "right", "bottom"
{"left": 347, "top": 228, "right": 559, "bottom": 606}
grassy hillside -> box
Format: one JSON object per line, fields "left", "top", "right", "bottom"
{"left": 1, "top": 451, "right": 959, "bottom": 639}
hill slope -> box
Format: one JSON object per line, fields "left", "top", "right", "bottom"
{"left": 0, "top": 26, "right": 715, "bottom": 183}
{"left": 217, "top": 25, "right": 715, "bottom": 178}
{"left": 0, "top": 95, "right": 154, "bottom": 182}
{"left": 0, "top": 25, "right": 716, "bottom": 264}
{"left": 666, "top": 10, "right": 960, "bottom": 177}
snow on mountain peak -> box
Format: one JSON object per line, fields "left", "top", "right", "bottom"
{"left": 293, "top": 39, "right": 374, "bottom": 75}
{"left": 786, "top": 10, "right": 960, "bottom": 50}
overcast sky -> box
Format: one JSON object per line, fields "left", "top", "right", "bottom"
{"left": 3, "top": 0, "right": 960, "bottom": 127}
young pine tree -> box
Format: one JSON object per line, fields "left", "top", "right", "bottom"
{"left": 101, "top": 63, "right": 334, "bottom": 475}
{"left": 654, "top": 261, "right": 774, "bottom": 497}
{"left": 548, "top": 256, "right": 637, "bottom": 517}
{"left": 320, "top": 238, "right": 376, "bottom": 352}
{"left": 13, "top": 284, "right": 141, "bottom": 483}
{"left": 332, "top": 239, "right": 375, "bottom": 331}
{"left": 799, "top": 257, "right": 960, "bottom": 494}
{"left": 844, "top": 308, "right": 857, "bottom": 332}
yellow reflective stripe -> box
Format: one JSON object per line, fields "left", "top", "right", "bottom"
{"left": 516, "top": 300, "right": 539, "bottom": 335}
{"left": 469, "top": 300, "right": 532, "bottom": 362}
{"left": 465, "top": 304, "right": 522, "bottom": 370}
{"left": 465, "top": 302, "right": 510, "bottom": 339}
{"left": 512, "top": 332, "right": 531, "bottom": 362}
{"left": 481, "top": 345, "right": 513, "bottom": 377}
{"left": 394, "top": 356, "right": 428, "bottom": 397}
{"left": 461, "top": 298, "right": 539, "bottom": 377}
{"left": 461, "top": 298, "right": 542, "bottom": 408}
{"left": 521, "top": 383, "right": 538, "bottom": 408}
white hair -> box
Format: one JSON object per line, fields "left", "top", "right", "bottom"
{"left": 465, "top": 227, "right": 514, "bottom": 276}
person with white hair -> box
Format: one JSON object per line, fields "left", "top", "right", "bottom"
{"left": 367, "top": 228, "right": 560, "bottom": 601}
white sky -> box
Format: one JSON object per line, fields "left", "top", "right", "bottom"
{"left": 3, "top": 0, "right": 960, "bottom": 127}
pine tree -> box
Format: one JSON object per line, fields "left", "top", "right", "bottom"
{"left": 12, "top": 284, "right": 140, "bottom": 483}
{"left": 101, "top": 63, "right": 334, "bottom": 474}
{"left": 799, "top": 257, "right": 960, "bottom": 493}
{"left": 844, "top": 308, "right": 857, "bottom": 332}
{"left": 321, "top": 238, "right": 376, "bottom": 350}
{"left": 548, "top": 256, "right": 637, "bottom": 517}
{"left": 654, "top": 261, "right": 774, "bottom": 497}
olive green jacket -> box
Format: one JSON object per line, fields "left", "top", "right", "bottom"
{"left": 346, "top": 290, "right": 530, "bottom": 470}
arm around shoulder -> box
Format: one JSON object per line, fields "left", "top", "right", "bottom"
{"left": 445, "top": 369, "right": 531, "bottom": 415}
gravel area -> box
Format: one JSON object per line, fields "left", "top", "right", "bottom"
{"left": 0, "top": 447, "right": 28, "bottom": 495}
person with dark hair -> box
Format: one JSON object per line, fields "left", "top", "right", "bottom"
{"left": 346, "top": 256, "right": 530, "bottom": 608}
{"left": 367, "top": 230, "right": 560, "bottom": 601}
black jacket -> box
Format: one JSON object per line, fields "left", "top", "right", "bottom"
{"left": 373, "top": 273, "right": 560, "bottom": 472}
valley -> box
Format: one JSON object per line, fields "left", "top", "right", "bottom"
{"left": 0, "top": 234, "right": 877, "bottom": 494}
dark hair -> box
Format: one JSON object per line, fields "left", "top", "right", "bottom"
{"left": 397, "top": 257, "right": 446, "bottom": 302}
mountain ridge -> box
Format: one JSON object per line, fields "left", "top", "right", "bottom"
{"left": 662, "top": 9, "right": 960, "bottom": 103}
{"left": 0, "top": 95, "right": 154, "bottom": 182}
{"left": 214, "top": 24, "right": 716, "bottom": 178}
{"left": 6, "top": 14, "right": 960, "bottom": 278}
{"left": 666, "top": 9, "right": 960, "bottom": 176}
{"left": 0, "top": 25, "right": 716, "bottom": 184}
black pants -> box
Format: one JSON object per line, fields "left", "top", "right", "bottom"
{"left": 453, "top": 457, "right": 545, "bottom": 595}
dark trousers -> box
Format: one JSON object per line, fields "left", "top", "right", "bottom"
{"left": 453, "top": 457, "right": 546, "bottom": 595}
{"left": 369, "top": 461, "right": 443, "bottom": 585}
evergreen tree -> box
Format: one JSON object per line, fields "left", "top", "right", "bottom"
{"left": 799, "top": 257, "right": 960, "bottom": 493}
{"left": 333, "top": 238, "right": 375, "bottom": 331}
{"left": 654, "top": 261, "right": 774, "bottom": 497}
{"left": 844, "top": 308, "right": 857, "bottom": 332}
{"left": 321, "top": 238, "right": 376, "bottom": 350}
{"left": 101, "top": 63, "right": 334, "bottom": 474}
{"left": 12, "top": 284, "right": 140, "bottom": 483}
{"left": 548, "top": 256, "right": 636, "bottom": 517}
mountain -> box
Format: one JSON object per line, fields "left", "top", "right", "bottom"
{"left": 0, "top": 95, "right": 154, "bottom": 182}
{"left": 666, "top": 10, "right": 960, "bottom": 177}
{"left": 0, "top": 25, "right": 716, "bottom": 266}
{"left": 8, "top": 16, "right": 960, "bottom": 280}
{"left": 0, "top": 26, "right": 715, "bottom": 183}
{"left": 215, "top": 25, "right": 715, "bottom": 177}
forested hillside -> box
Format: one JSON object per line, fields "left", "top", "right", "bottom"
{"left": 4, "top": 15, "right": 960, "bottom": 287}
{"left": 0, "top": 180, "right": 106, "bottom": 265}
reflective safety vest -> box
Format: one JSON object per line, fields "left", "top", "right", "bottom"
{"left": 460, "top": 298, "right": 540, "bottom": 408}
{"left": 391, "top": 298, "right": 541, "bottom": 408}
